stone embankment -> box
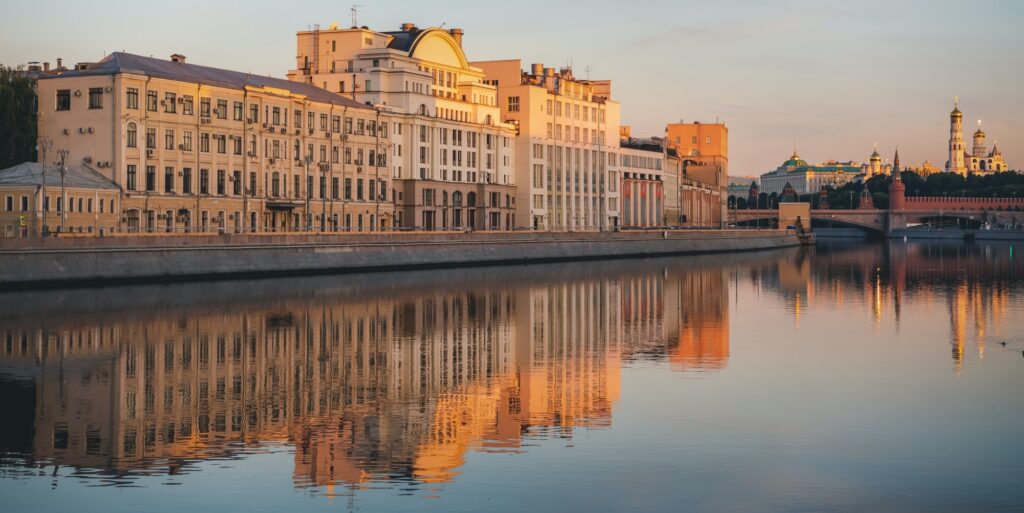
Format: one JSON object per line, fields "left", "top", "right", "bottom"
{"left": 0, "top": 230, "right": 802, "bottom": 287}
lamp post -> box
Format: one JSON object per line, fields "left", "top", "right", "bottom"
{"left": 304, "top": 154, "right": 313, "bottom": 231}
{"left": 57, "top": 149, "right": 69, "bottom": 234}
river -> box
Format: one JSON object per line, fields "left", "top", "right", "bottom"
{"left": 1, "top": 241, "right": 1022, "bottom": 512}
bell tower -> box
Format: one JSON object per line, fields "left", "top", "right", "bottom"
{"left": 947, "top": 97, "right": 967, "bottom": 174}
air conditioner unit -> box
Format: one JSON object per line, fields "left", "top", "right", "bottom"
{"left": 62, "top": 128, "right": 69, "bottom": 135}
{"left": 269, "top": 158, "right": 275, "bottom": 165}
{"left": 324, "top": 132, "right": 330, "bottom": 138}
{"left": 308, "top": 128, "right": 314, "bottom": 135}
{"left": 78, "top": 127, "right": 86, "bottom": 134}
{"left": 262, "top": 122, "right": 268, "bottom": 128}
{"left": 246, "top": 117, "right": 253, "bottom": 123}
{"left": 178, "top": 171, "right": 183, "bottom": 176}
{"left": 178, "top": 144, "right": 184, "bottom": 150}
{"left": 356, "top": 166, "right": 363, "bottom": 173}
{"left": 178, "top": 97, "right": 184, "bottom": 104}
{"left": 83, "top": 156, "right": 92, "bottom": 163}
{"left": 88, "top": 127, "right": 94, "bottom": 133}
{"left": 104, "top": 86, "right": 112, "bottom": 93}
{"left": 247, "top": 151, "right": 256, "bottom": 157}
{"left": 160, "top": 100, "right": 166, "bottom": 106}
{"left": 74, "top": 90, "right": 82, "bottom": 97}
{"left": 295, "top": 129, "right": 300, "bottom": 135}
{"left": 269, "top": 126, "right": 275, "bottom": 133}
{"left": 146, "top": 149, "right": 154, "bottom": 157}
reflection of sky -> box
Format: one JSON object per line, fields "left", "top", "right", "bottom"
{"left": 1, "top": 242, "right": 1023, "bottom": 512}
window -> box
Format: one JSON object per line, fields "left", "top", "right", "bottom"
{"left": 56, "top": 89, "right": 70, "bottom": 111}
{"left": 200, "top": 133, "right": 210, "bottom": 153}
{"left": 165, "top": 129, "right": 175, "bottom": 150}
{"left": 164, "top": 167, "right": 174, "bottom": 192}
{"left": 126, "top": 165, "right": 137, "bottom": 191}
{"left": 233, "top": 101, "right": 243, "bottom": 121}
{"left": 200, "top": 98, "right": 211, "bottom": 117}
{"left": 126, "top": 123, "right": 138, "bottom": 148}
{"left": 182, "top": 168, "right": 192, "bottom": 193}
{"left": 344, "top": 178, "right": 352, "bottom": 200}
{"left": 216, "top": 99, "right": 227, "bottom": 119}
{"left": 705, "top": 136, "right": 712, "bottom": 144}
{"left": 147, "top": 91, "right": 158, "bottom": 111}
{"left": 183, "top": 95, "right": 194, "bottom": 115}
{"left": 21, "top": 196, "right": 29, "bottom": 212}
{"left": 88, "top": 88, "right": 103, "bottom": 109}
{"left": 232, "top": 171, "right": 241, "bottom": 195}
{"left": 164, "top": 92, "right": 176, "bottom": 113}
{"left": 249, "top": 104, "right": 258, "bottom": 123}
{"left": 145, "top": 166, "right": 156, "bottom": 192}
{"left": 216, "top": 134, "right": 226, "bottom": 154}
{"left": 272, "top": 107, "right": 281, "bottom": 125}
{"left": 4, "top": 196, "right": 11, "bottom": 212}
{"left": 126, "top": 88, "right": 139, "bottom": 109}
{"left": 200, "top": 169, "right": 209, "bottom": 194}
{"left": 217, "top": 170, "right": 226, "bottom": 195}
{"left": 146, "top": 128, "right": 156, "bottom": 149}
{"left": 332, "top": 177, "right": 339, "bottom": 199}
{"left": 233, "top": 137, "right": 242, "bottom": 155}
{"left": 356, "top": 179, "right": 364, "bottom": 200}
{"left": 182, "top": 131, "right": 193, "bottom": 152}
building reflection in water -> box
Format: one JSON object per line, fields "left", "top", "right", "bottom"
{"left": 1, "top": 241, "right": 1015, "bottom": 491}
{"left": 0, "top": 258, "right": 731, "bottom": 491}
{"left": 773, "top": 241, "right": 1020, "bottom": 374}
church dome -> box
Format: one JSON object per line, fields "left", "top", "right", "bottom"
{"left": 870, "top": 149, "right": 881, "bottom": 160}
{"left": 951, "top": 106, "right": 962, "bottom": 118}
{"left": 974, "top": 128, "right": 985, "bottom": 137}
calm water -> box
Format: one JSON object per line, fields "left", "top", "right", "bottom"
{"left": 1, "top": 241, "right": 1023, "bottom": 512}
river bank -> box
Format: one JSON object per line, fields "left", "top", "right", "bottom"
{"left": 0, "top": 230, "right": 804, "bottom": 288}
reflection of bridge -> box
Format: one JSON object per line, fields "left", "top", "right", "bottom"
{"left": 730, "top": 177, "right": 1024, "bottom": 235}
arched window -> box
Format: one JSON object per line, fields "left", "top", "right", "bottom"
{"left": 452, "top": 191, "right": 462, "bottom": 208}
{"left": 126, "top": 122, "right": 137, "bottom": 148}
{"left": 467, "top": 192, "right": 476, "bottom": 207}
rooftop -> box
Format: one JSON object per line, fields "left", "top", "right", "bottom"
{"left": 41, "top": 52, "right": 370, "bottom": 109}
{"left": 0, "top": 162, "right": 119, "bottom": 190}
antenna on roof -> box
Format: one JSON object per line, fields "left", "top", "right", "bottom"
{"left": 584, "top": 65, "right": 591, "bottom": 80}
{"left": 350, "top": 4, "right": 362, "bottom": 28}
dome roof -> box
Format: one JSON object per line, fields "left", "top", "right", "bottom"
{"left": 974, "top": 128, "right": 985, "bottom": 137}
{"left": 951, "top": 105, "right": 962, "bottom": 117}
{"left": 870, "top": 149, "right": 881, "bottom": 160}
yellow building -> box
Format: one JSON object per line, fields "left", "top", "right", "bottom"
{"left": 946, "top": 99, "right": 1009, "bottom": 174}
{"left": 473, "top": 60, "right": 624, "bottom": 231}
{"left": 36, "top": 52, "right": 395, "bottom": 234}
{"left": 0, "top": 162, "right": 120, "bottom": 236}
{"left": 287, "top": 23, "right": 517, "bottom": 230}
{"left": 665, "top": 121, "right": 728, "bottom": 225}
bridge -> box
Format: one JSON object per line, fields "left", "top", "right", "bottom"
{"left": 729, "top": 178, "right": 1024, "bottom": 235}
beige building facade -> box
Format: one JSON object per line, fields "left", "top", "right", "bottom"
{"left": 473, "top": 60, "right": 623, "bottom": 231}
{"left": 36, "top": 52, "right": 395, "bottom": 234}
{"left": 287, "top": 23, "right": 517, "bottom": 230}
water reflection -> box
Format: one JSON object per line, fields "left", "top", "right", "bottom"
{"left": 0, "top": 241, "right": 1020, "bottom": 496}
{"left": 0, "top": 257, "right": 738, "bottom": 491}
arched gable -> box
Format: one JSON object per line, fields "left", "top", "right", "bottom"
{"left": 409, "top": 29, "right": 469, "bottom": 69}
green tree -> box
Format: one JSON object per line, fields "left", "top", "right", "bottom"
{"left": 0, "top": 65, "right": 38, "bottom": 169}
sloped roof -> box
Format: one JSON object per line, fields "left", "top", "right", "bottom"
{"left": 0, "top": 162, "right": 119, "bottom": 190}
{"left": 41, "top": 52, "right": 370, "bottom": 110}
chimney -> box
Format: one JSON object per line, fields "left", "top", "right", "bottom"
{"left": 43, "top": 62, "right": 50, "bottom": 72}
{"left": 171, "top": 54, "right": 186, "bottom": 64}
{"left": 531, "top": 63, "right": 543, "bottom": 76}
{"left": 400, "top": 22, "right": 416, "bottom": 32}
{"left": 56, "top": 57, "right": 63, "bottom": 69}
{"left": 449, "top": 28, "right": 464, "bottom": 47}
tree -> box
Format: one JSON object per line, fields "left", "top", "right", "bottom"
{"left": 0, "top": 65, "right": 38, "bottom": 169}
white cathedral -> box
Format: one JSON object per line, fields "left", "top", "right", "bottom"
{"left": 945, "top": 98, "right": 1008, "bottom": 174}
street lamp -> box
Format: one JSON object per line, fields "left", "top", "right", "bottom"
{"left": 304, "top": 154, "right": 314, "bottom": 231}
{"left": 56, "top": 149, "right": 69, "bottom": 234}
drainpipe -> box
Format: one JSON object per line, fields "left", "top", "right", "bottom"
{"left": 194, "top": 82, "right": 203, "bottom": 233}
{"left": 242, "top": 87, "right": 248, "bottom": 233}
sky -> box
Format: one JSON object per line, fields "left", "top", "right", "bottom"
{"left": 2, "top": 0, "right": 1022, "bottom": 177}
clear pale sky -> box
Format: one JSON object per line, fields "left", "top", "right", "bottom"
{"left": 2, "top": 0, "right": 1022, "bottom": 177}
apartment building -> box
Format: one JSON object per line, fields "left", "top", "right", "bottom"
{"left": 473, "top": 60, "right": 623, "bottom": 231}
{"left": 36, "top": 52, "right": 394, "bottom": 234}
{"left": 287, "top": 23, "right": 517, "bottom": 230}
